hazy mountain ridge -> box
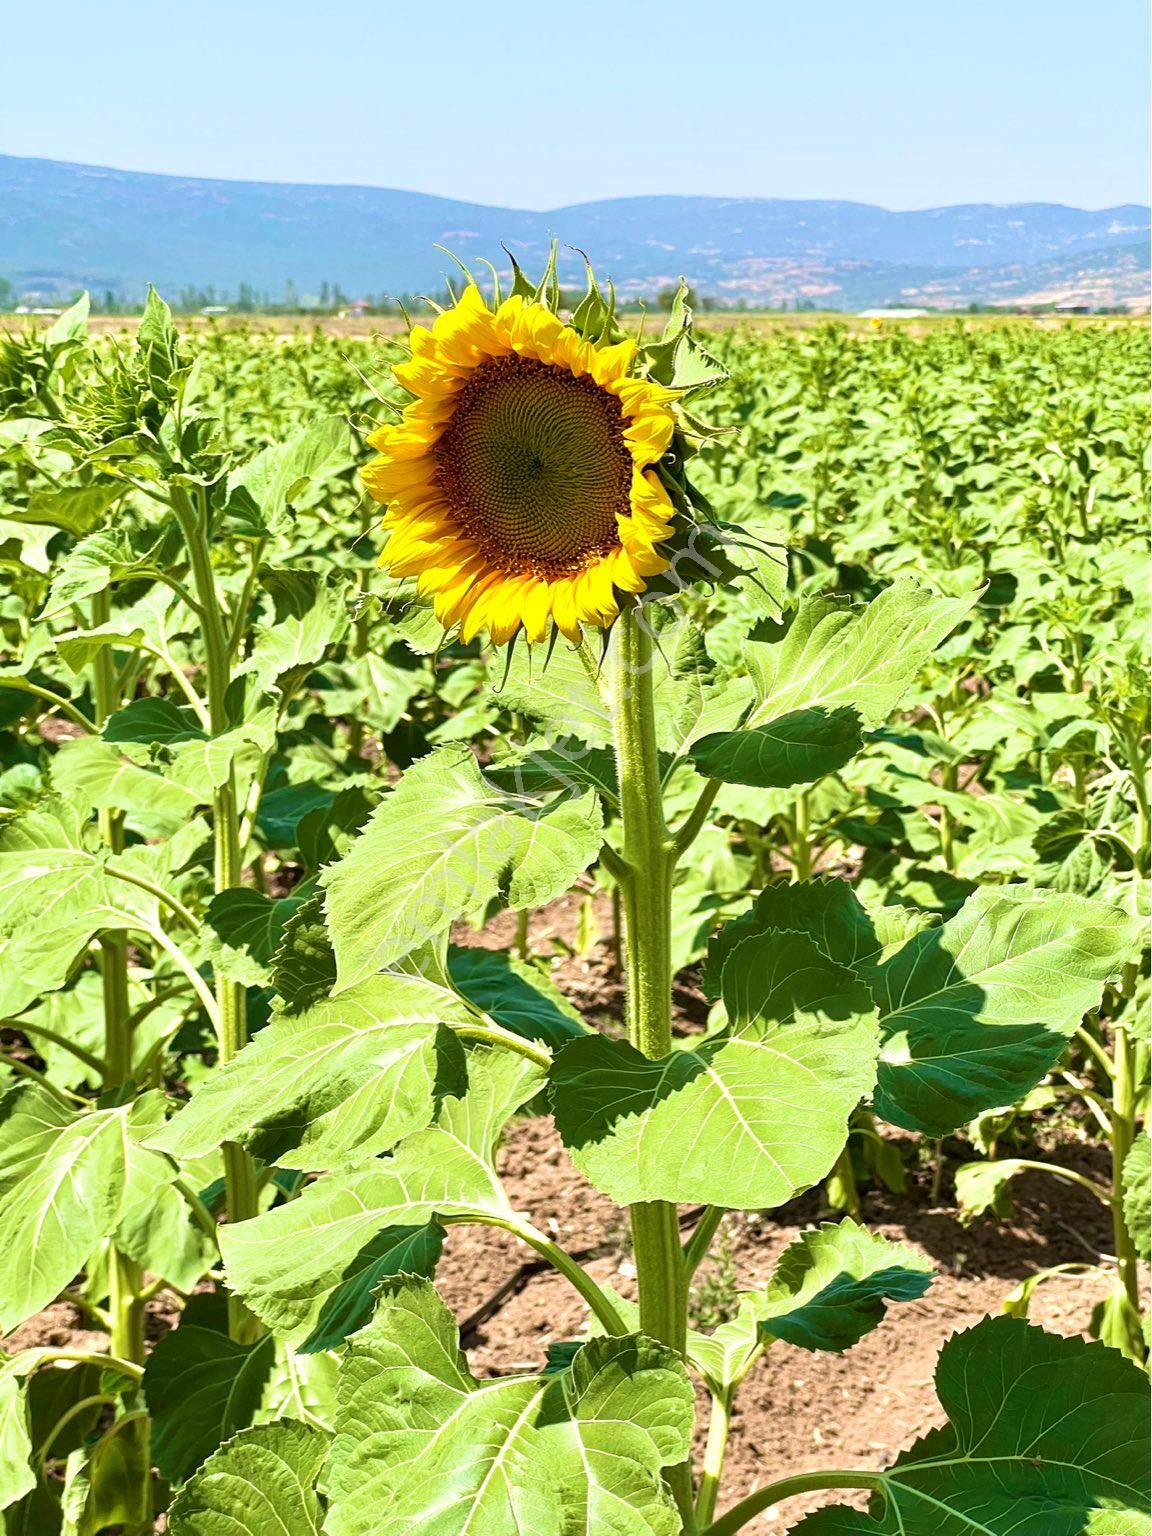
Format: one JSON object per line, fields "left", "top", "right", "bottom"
{"left": 2, "top": 155, "right": 1148, "bottom": 308}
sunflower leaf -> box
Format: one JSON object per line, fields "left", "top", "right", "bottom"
{"left": 550, "top": 931, "right": 878, "bottom": 1207}
{"left": 321, "top": 746, "right": 602, "bottom": 992}
{"left": 790, "top": 1316, "right": 1151, "bottom": 1535}
{"left": 322, "top": 1276, "right": 694, "bottom": 1536}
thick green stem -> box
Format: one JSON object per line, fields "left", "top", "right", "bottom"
{"left": 610, "top": 609, "right": 693, "bottom": 1527}
{"left": 515, "top": 906, "right": 531, "bottom": 961}
{"left": 791, "top": 788, "right": 813, "bottom": 881}
{"left": 827, "top": 1144, "right": 862, "bottom": 1217}
{"left": 1111, "top": 1023, "right": 1141, "bottom": 1314}
{"left": 172, "top": 488, "right": 260, "bottom": 1338}
{"left": 91, "top": 591, "right": 146, "bottom": 1366}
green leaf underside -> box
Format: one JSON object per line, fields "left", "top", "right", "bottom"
{"left": 792, "top": 1316, "right": 1151, "bottom": 1535}
{"left": 220, "top": 1049, "right": 542, "bottom": 1339}
{"left": 690, "top": 1221, "right": 933, "bottom": 1390}
{"left": 143, "top": 1328, "right": 276, "bottom": 1482}
{"left": 0, "top": 1089, "right": 174, "bottom": 1334}
{"left": 551, "top": 931, "right": 879, "bottom": 1208}
{"left": 298, "top": 1221, "right": 445, "bottom": 1354}
{"left": 323, "top": 1276, "right": 694, "bottom": 1536}
{"left": 167, "top": 1420, "right": 327, "bottom": 1536}
{"left": 103, "top": 695, "right": 207, "bottom": 744}
{"left": 321, "top": 746, "right": 603, "bottom": 992}
{"left": 150, "top": 973, "right": 472, "bottom": 1172}
{"left": 689, "top": 705, "right": 864, "bottom": 788}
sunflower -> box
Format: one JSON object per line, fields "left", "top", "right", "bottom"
{"left": 363, "top": 284, "right": 684, "bottom": 645}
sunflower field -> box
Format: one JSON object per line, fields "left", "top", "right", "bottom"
{"left": 0, "top": 280, "right": 1147, "bottom": 1536}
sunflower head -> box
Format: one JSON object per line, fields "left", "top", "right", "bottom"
{"left": 363, "top": 258, "right": 725, "bottom": 645}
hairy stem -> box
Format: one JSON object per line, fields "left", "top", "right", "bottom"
{"left": 172, "top": 486, "right": 260, "bottom": 1340}
{"left": 1111, "top": 1023, "right": 1142, "bottom": 1316}
{"left": 91, "top": 589, "right": 146, "bottom": 1367}
{"left": 610, "top": 608, "right": 693, "bottom": 1527}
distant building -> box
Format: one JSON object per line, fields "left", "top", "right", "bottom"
{"left": 201, "top": 305, "right": 230, "bottom": 315}
{"left": 338, "top": 299, "right": 374, "bottom": 319}
{"left": 1053, "top": 302, "right": 1092, "bottom": 314}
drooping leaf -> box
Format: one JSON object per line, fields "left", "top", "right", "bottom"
{"left": 0, "top": 1369, "right": 34, "bottom": 1513}
{"left": 0, "top": 1089, "right": 153, "bottom": 1334}
{"left": 691, "top": 1221, "right": 932, "bottom": 1391}
{"left": 952, "top": 1158, "right": 1037, "bottom": 1222}
{"left": 221, "top": 1049, "right": 542, "bottom": 1338}
{"left": 143, "top": 1327, "right": 276, "bottom": 1482}
{"left": 868, "top": 887, "right": 1140, "bottom": 1136}
{"left": 151, "top": 973, "right": 471, "bottom": 1172}
{"left": 321, "top": 747, "right": 602, "bottom": 992}
{"left": 167, "top": 1420, "right": 328, "bottom": 1536}
{"left": 550, "top": 931, "right": 878, "bottom": 1207}
{"left": 323, "top": 1276, "right": 694, "bottom": 1536}
{"left": 793, "top": 1316, "right": 1151, "bottom": 1535}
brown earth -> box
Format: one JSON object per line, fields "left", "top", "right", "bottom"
{"left": 3, "top": 893, "right": 1142, "bottom": 1531}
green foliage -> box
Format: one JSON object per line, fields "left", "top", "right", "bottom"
{"left": 0, "top": 304, "right": 1146, "bottom": 1535}
{"left": 691, "top": 1221, "right": 932, "bottom": 1391}
{"left": 167, "top": 1421, "right": 328, "bottom": 1536}
{"left": 321, "top": 746, "right": 604, "bottom": 991}
{"left": 551, "top": 931, "right": 879, "bottom": 1207}
{"left": 322, "top": 1277, "right": 695, "bottom": 1536}
{"left": 792, "top": 1317, "right": 1150, "bottom": 1535}
{"left": 144, "top": 1328, "right": 275, "bottom": 1481}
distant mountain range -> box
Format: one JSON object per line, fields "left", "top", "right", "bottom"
{"left": 2, "top": 155, "right": 1148, "bottom": 310}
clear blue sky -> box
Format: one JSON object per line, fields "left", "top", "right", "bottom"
{"left": 2, "top": 0, "right": 1147, "bottom": 209}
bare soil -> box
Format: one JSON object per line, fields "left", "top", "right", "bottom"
{"left": 3, "top": 892, "right": 1141, "bottom": 1531}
